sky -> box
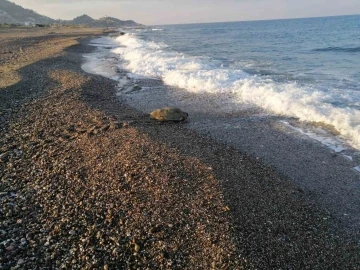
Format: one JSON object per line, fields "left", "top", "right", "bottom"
{"left": 11, "top": 0, "right": 360, "bottom": 25}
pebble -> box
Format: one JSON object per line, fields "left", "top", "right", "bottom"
{"left": 0, "top": 33, "right": 357, "bottom": 270}
{"left": 20, "top": 238, "right": 27, "bottom": 245}
{"left": 100, "top": 124, "right": 110, "bottom": 132}
{"left": 6, "top": 245, "right": 15, "bottom": 251}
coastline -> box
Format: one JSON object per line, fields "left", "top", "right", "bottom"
{"left": 87, "top": 33, "right": 360, "bottom": 231}
{"left": 0, "top": 28, "right": 359, "bottom": 269}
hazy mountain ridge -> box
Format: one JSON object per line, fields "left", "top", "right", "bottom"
{"left": 0, "top": 0, "right": 54, "bottom": 24}
{"left": 71, "top": 15, "right": 95, "bottom": 25}
{"left": 0, "top": 0, "right": 142, "bottom": 26}
{"left": 90, "top": 16, "right": 140, "bottom": 27}
{"left": 70, "top": 14, "right": 141, "bottom": 27}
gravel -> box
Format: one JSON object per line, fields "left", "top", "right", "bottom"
{"left": 0, "top": 27, "right": 359, "bottom": 269}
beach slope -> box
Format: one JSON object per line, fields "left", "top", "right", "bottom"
{"left": 0, "top": 28, "right": 359, "bottom": 269}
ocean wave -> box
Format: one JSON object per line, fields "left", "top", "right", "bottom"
{"left": 313, "top": 46, "right": 360, "bottom": 53}
{"left": 112, "top": 34, "right": 360, "bottom": 149}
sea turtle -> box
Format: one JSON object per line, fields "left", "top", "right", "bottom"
{"left": 150, "top": 107, "right": 189, "bottom": 122}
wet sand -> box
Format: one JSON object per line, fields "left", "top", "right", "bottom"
{"left": 0, "top": 28, "right": 359, "bottom": 269}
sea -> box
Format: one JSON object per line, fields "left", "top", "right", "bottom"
{"left": 82, "top": 15, "right": 360, "bottom": 155}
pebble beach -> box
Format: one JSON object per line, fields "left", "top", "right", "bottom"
{"left": 0, "top": 27, "right": 359, "bottom": 269}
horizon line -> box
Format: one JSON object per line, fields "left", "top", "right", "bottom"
{"left": 151, "top": 13, "right": 360, "bottom": 27}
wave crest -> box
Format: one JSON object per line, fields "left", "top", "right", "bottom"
{"left": 112, "top": 34, "right": 360, "bottom": 149}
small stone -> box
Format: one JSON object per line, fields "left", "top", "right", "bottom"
{"left": 134, "top": 243, "right": 140, "bottom": 252}
{"left": 100, "top": 124, "right": 110, "bottom": 132}
{"left": 86, "top": 126, "right": 96, "bottom": 135}
{"left": 67, "top": 125, "right": 76, "bottom": 132}
{"left": 149, "top": 225, "right": 162, "bottom": 234}
{"left": 6, "top": 245, "right": 15, "bottom": 252}
{"left": 110, "top": 122, "right": 122, "bottom": 130}
{"left": 20, "top": 238, "right": 27, "bottom": 245}
{"left": 104, "top": 264, "right": 109, "bottom": 270}
{"left": 0, "top": 152, "right": 9, "bottom": 161}
{"left": 71, "top": 133, "right": 79, "bottom": 139}
{"left": 17, "top": 259, "right": 25, "bottom": 265}
{"left": 69, "top": 230, "right": 76, "bottom": 235}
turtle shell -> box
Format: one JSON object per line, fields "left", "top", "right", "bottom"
{"left": 150, "top": 107, "right": 188, "bottom": 121}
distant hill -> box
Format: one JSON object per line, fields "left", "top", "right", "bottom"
{"left": 89, "top": 16, "right": 141, "bottom": 27}
{"left": 67, "top": 15, "right": 142, "bottom": 27}
{"left": 71, "top": 14, "right": 95, "bottom": 25}
{"left": 0, "top": 0, "right": 55, "bottom": 25}
{"left": 0, "top": 0, "right": 142, "bottom": 27}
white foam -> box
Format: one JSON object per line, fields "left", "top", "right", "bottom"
{"left": 88, "top": 37, "right": 119, "bottom": 48}
{"left": 82, "top": 50, "right": 120, "bottom": 81}
{"left": 280, "top": 121, "right": 348, "bottom": 152}
{"left": 109, "top": 34, "right": 360, "bottom": 150}
{"left": 117, "top": 76, "right": 130, "bottom": 89}
{"left": 126, "top": 73, "right": 148, "bottom": 80}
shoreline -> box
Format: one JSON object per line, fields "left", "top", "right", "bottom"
{"left": 0, "top": 28, "right": 359, "bottom": 269}
{"left": 85, "top": 34, "right": 360, "bottom": 231}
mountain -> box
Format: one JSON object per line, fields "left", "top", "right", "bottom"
{"left": 0, "top": 0, "right": 55, "bottom": 25}
{"left": 71, "top": 14, "right": 95, "bottom": 25}
{"left": 66, "top": 15, "right": 141, "bottom": 27}
{"left": 89, "top": 16, "right": 141, "bottom": 27}
{"left": 0, "top": 0, "right": 142, "bottom": 27}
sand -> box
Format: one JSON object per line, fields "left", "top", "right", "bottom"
{"left": 0, "top": 27, "right": 359, "bottom": 269}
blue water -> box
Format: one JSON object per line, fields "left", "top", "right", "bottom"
{"left": 144, "top": 15, "right": 360, "bottom": 92}
{"left": 87, "top": 15, "right": 360, "bottom": 149}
